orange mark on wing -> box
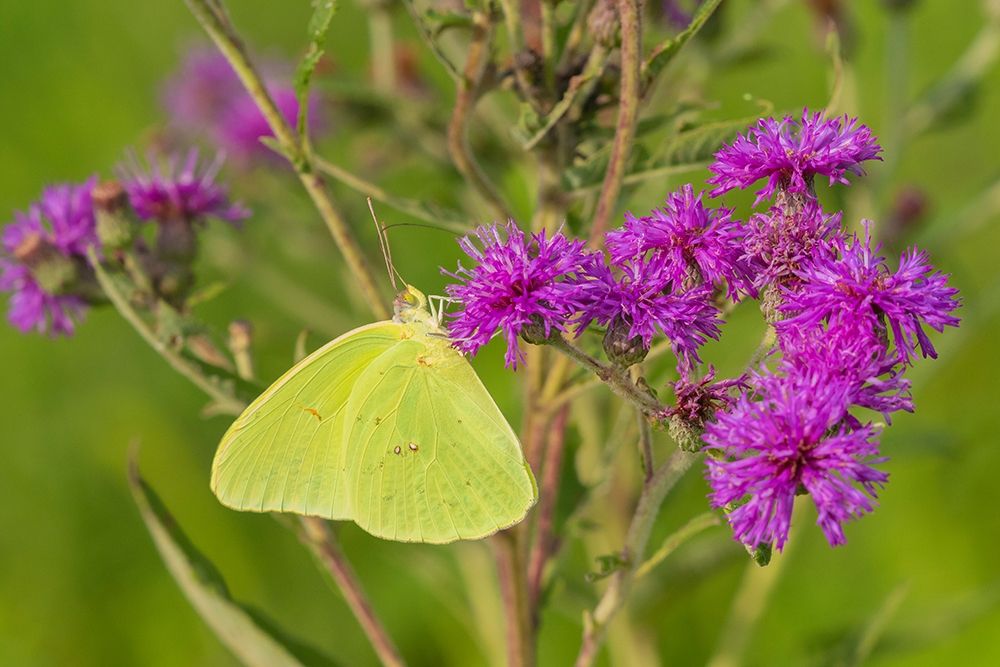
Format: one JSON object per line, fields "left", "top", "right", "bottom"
{"left": 304, "top": 407, "right": 323, "bottom": 422}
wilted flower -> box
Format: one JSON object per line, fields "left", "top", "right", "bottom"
{"left": 606, "top": 185, "right": 752, "bottom": 298}
{"left": 1, "top": 180, "right": 98, "bottom": 335}
{"left": 704, "top": 367, "right": 888, "bottom": 549}
{"left": 577, "top": 256, "right": 721, "bottom": 367}
{"left": 444, "top": 222, "right": 597, "bottom": 368}
{"left": 708, "top": 110, "right": 882, "bottom": 204}
{"left": 778, "top": 224, "right": 960, "bottom": 364}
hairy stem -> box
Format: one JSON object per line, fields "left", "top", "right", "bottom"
{"left": 575, "top": 450, "right": 697, "bottom": 667}
{"left": 547, "top": 335, "right": 664, "bottom": 416}
{"left": 589, "top": 0, "right": 642, "bottom": 244}
{"left": 183, "top": 0, "right": 389, "bottom": 319}
{"left": 448, "top": 12, "right": 513, "bottom": 222}
{"left": 298, "top": 518, "right": 407, "bottom": 667}
{"left": 636, "top": 412, "right": 654, "bottom": 482}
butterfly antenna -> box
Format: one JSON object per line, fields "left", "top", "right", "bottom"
{"left": 367, "top": 198, "right": 405, "bottom": 290}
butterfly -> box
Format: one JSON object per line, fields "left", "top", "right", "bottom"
{"left": 211, "top": 285, "right": 538, "bottom": 544}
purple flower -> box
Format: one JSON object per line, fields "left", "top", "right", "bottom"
{"left": 778, "top": 224, "right": 960, "bottom": 364}
{"left": 742, "top": 200, "right": 841, "bottom": 290}
{"left": 162, "top": 48, "right": 327, "bottom": 163}
{"left": 578, "top": 256, "right": 721, "bottom": 366}
{"left": 708, "top": 110, "right": 882, "bottom": 204}
{"left": 606, "top": 185, "right": 753, "bottom": 298}
{"left": 1, "top": 179, "right": 98, "bottom": 336}
{"left": 704, "top": 368, "right": 888, "bottom": 548}
{"left": 444, "top": 222, "right": 597, "bottom": 368}
{"left": 217, "top": 86, "right": 324, "bottom": 162}
{"left": 120, "top": 150, "right": 250, "bottom": 225}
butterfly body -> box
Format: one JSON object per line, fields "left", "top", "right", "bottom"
{"left": 212, "top": 286, "right": 537, "bottom": 543}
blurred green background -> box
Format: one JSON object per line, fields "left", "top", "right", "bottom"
{"left": 2, "top": 1, "right": 999, "bottom": 665}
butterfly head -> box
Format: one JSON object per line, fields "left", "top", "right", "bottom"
{"left": 394, "top": 285, "right": 432, "bottom": 323}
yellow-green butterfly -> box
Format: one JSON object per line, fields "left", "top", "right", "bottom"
{"left": 212, "top": 286, "right": 537, "bottom": 544}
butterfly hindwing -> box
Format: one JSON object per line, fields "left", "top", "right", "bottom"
{"left": 212, "top": 322, "right": 404, "bottom": 519}
{"left": 343, "top": 331, "right": 538, "bottom": 544}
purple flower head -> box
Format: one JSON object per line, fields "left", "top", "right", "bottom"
{"left": 121, "top": 150, "right": 250, "bottom": 226}
{"left": 704, "top": 368, "right": 888, "bottom": 549}
{"left": 778, "top": 324, "right": 913, "bottom": 422}
{"left": 162, "top": 47, "right": 328, "bottom": 163}
{"left": 577, "top": 256, "right": 722, "bottom": 367}
{"left": 606, "top": 185, "right": 753, "bottom": 298}
{"left": 444, "top": 222, "right": 597, "bottom": 368}
{"left": 742, "top": 199, "right": 841, "bottom": 290}
{"left": 778, "top": 223, "right": 960, "bottom": 364}
{"left": 708, "top": 110, "right": 882, "bottom": 204}
{"left": 668, "top": 366, "right": 747, "bottom": 426}
{"left": 1, "top": 179, "right": 98, "bottom": 336}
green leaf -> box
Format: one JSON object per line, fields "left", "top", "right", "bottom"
{"left": 128, "top": 456, "right": 338, "bottom": 667}
{"left": 641, "top": 0, "right": 723, "bottom": 88}
{"left": 295, "top": 1, "right": 339, "bottom": 140}
{"left": 585, "top": 552, "right": 629, "bottom": 582}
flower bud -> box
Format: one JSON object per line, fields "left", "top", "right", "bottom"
{"left": 587, "top": 0, "right": 619, "bottom": 47}
{"left": 602, "top": 318, "right": 648, "bottom": 367}
{"left": 13, "top": 232, "right": 78, "bottom": 294}
{"left": 92, "top": 180, "right": 136, "bottom": 250}
{"left": 520, "top": 315, "right": 559, "bottom": 346}
{"left": 155, "top": 218, "right": 198, "bottom": 263}
{"left": 669, "top": 414, "right": 704, "bottom": 453}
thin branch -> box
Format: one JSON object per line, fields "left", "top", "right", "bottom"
{"left": 589, "top": 0, "right": 642, "bottom": 244}
{"left": 183, "top": 0, "right": 389, "bottom": 319}
{"left": 634, "top": 512, "right": 721, "bottom": 580}
{"left": 527, "top": 405, "right": 570, "bottom": 617}
{"left": 88, "top": 249, "right": 245, "bottom": 416}
{"left": 493, "top": 531, "right": 534, "bottom": 667}
{"left": 400, "top": 0, "right": 462, "bottom": 82}
{"left": 368, "top": 5, "right": 397, "bottom": 94}
{"left": 448, "top": 12, "right": 513, "bottom": 221}
{"left": 546, "top": 335, "right": 664, "bottom": 416}
{"left": 575, "top": 450, "right": 697, "bottom": 667}
{"left": 636, "top": 411, "right": 654, "bottom": 483}
{"left": 297, "top": 517, "right": 407, "bottom": 667}
{"left": 498, "top": 0, "right": 543, "bottom": 112}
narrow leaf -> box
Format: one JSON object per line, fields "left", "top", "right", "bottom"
{"left": 641, "top": 0, "right": 723, "bottom": 88}
{"left": 128, "top": 457, "right": 338, "bottom": 667}
{"left": 295, "top": 1, "right": 339, "bottom": 140}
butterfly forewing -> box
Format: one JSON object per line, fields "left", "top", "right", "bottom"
{"left": 342, "top": 331, "right": 538, "bottom": 544}
{"left": 212, "top": 322, "right": 403, "bottom": 518}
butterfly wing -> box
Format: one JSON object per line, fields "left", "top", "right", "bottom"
{"left": 212, "top": 321, "right": 404, "bottom": 519}
{"left": 342, "top": 334, "right": 538, "bottom": 543}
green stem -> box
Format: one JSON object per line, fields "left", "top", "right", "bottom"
{"left": 183, "top": 0, "right": 389, "bottom": 319}
{"left": 88, "top": 248, "right": 245, "bottom": 416}
{"left": 369, "top": 6, "right": 397, "bottom": 94}
{"left": 547, "top": 335, "right": 665, "bottom": 416}
{"left": 498, "top": 0, "right": 543, "bottom": 112}
{"left": 574, "top": 450, "right": 697, "bottom": 667}
{"left": 636, "top": 411, "right": 654, "bottom": 482}
{"left": 448, "top": 12, "right": 513, "bottom": 221}
{"left": 634, "top": 512, "right": 720, "bottom": 580}
{"left": 589, "top": 0, "right": 642, "bottom": 245}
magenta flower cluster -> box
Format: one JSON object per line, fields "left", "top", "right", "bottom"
{"left": 443, "top": 110, "right": 960, "bottom": 550}
{"left": 2, "top": 151, "right": 247, "bottom": 336}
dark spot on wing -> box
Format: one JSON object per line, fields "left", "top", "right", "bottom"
{"left": 304, "top": 407, "right": 322, "bottom": 422}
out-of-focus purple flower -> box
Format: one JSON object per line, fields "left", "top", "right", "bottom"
{"left": 668, "top": 366, "right": 746, "bottom": 425}
{"left": 120, "top": 150, "right": 250, "bottom": 225}
{"left": 217, "top": 86, "right": 323, "bottom": 162}
{"left": 662, "top": 0, "right": 697, "bottom": 28}
{"left": 708, "top": 110, "right": 882, "bottom": 204}
{"left": 1, "top": 179, "right": 98, "bottom": 336}
{"left": 577, "top": 256, "right": 721, "bottom": 366}
{"left": 162, "top": 48, "right": 327, "bottom": 163}
{"left": 606, "top": 185, "right": 753, "bottom": 298}
{"left": 742, "top": 200, "right": 841, "bottom": 290}
{"left": 704, "top": 368, "right": 888, "bottom": 548}
{"left": 444, "top": 222, "right": 597, "bottom": 368}
{"left": 778, "top": 224, "right": 960, "bottom": 364}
